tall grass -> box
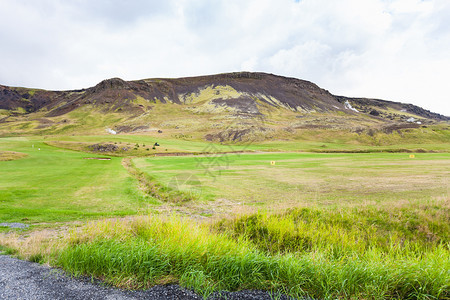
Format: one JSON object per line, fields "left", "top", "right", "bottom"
{"left": 52, "top": 211, "right": 449, "bottom": 299}
{"left": 215, "top": 206, "right": 449, "bottom": 255}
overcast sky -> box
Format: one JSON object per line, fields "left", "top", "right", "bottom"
{"left": 0, "top": 0, "right": 449, "bottom": 115}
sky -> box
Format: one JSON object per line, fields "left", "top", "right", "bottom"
{"left": 0, "top": 0, "right": 449, "bottom": 116}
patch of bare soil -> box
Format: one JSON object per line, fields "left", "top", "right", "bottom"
{"left": 205, "top": 127, "right": 272, "bottom": 142}
{"left": 150, "top": 197, "right": 257, "bottom": 221}
{"left": 83, "top": 157, "right": 111, "bottom": 160}
{"left": 35, "top": 118, "right": 54, "bottom": 129}
{"left": 381, "top": 122, "right": 421, "bottom": 133}
{"left": 0, "top": 151, "right": 28, "bottom": 161}
{"left": 114, "top": 125, "right": 150, "bottom": 133}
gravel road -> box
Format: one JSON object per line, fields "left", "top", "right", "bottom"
{"left": 0, "top": 254, "right": 298, "bottom": 300}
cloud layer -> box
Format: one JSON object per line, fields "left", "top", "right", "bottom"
{"left": 0, "top": 0, "right": 449, "bottom": 115}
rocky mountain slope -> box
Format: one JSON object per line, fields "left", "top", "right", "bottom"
{"left": 0, "top": 72, "right": 448, "bottom": 139}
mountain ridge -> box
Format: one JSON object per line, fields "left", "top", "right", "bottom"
{"left": 1, "top": 72, "right": 448, "bottom": 140}
{"left": 1, "top": 72, "right": 448, "bottom": 120}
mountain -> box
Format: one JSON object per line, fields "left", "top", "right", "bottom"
{"left": 0, "top": 72, "right": 448, "bottom": 140}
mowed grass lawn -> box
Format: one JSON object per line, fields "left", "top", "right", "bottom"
{"left": 134, "top": 152, "right": 450, "bottom": 208}
{"left": 0, "top": 137, "right": 155, "bottom": 223}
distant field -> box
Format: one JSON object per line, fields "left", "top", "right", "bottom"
{"left": 134, "top": 152, "right": 450, "bottom": 209}
{"left": 43, "top": 127, "right": 450, "bottom": 155}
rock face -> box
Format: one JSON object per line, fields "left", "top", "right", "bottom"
{"left": 87, "top": 143, "right": 119, "bottom": 152}
{"left": 335, "top": 96, "right": 448, "bottom": 121}
{"left": 0, "top": 72, "right": 448, "bottom": 121}
{"left": 0, "top": 86, "right": 23, "bottom": 110}
{"left": 91, "top": 78, "right": 130, "bottom": 92}
{"left": 0, "top": 85, "right": 58, "bottom": 113}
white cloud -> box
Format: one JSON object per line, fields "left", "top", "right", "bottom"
{"left": 0, "top": 0, "right": 448, "bottom": 115}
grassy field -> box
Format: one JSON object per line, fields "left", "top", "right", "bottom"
{"left": 0, "top": 134, "right": 449, "bottom": 299}
{"left": 134, "top": 152, "right": 450, "bottom": 209}
{"left": 0, "top": 137, "right": 156, "bottom": 223}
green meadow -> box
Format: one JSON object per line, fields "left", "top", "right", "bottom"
{"left": 134, "top": 152, "right": 449, "bottom": 207}
{"left": 0, "top": 137, "right": 156, "bottom": 223}
{"left": 0, "top": 134, "right": 449, "bottom": 299}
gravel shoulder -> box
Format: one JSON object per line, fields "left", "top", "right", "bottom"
{"left": 0, "top": 254, "right": 298, "bottom": 300}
